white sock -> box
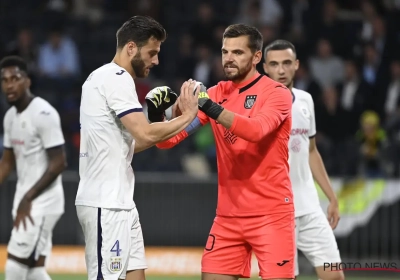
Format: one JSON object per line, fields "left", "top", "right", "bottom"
{"left": 27, "top": 267, "right": 52, "bottom": 280}
{"left": 5, "top": 258, "right": 29, "bottom": 280}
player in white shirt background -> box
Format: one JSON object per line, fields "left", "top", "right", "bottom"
{"left": 75, "top": 15, "right": 199, "bottom": 280}
{"left": 0, "top": 56, "right": 67, "bottom": 280}
{"left": 263, "top": 40, "right": 345, "bottom": 280}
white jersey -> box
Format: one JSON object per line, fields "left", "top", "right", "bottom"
{"left": 75, "top": 62, "right": 142, "bottom": 210}
{"left": 3, "top": 97, "right": 65, "bottom": 217}
{"left": 289, "top": 88, "right": 320, "bottom": 217}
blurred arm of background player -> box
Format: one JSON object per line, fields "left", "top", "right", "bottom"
{"left": 124, "top": 81, "right": 199, "bottom": 153}
{"left": 0, "top": 148, "right": 16, "bottom": 185}
{"left": 309, "top": 137, "right": 340, "bottom": 229}
{"left": 14, "top": 145, "right": 67, "bottom": 231}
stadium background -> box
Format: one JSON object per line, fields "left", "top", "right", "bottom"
{"left": 0, "top": 0, "right": 400, "bottom": 279}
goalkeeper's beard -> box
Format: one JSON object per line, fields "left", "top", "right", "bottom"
{"left": 223, "top": 60, "right": 253, "bottom": 82}
{"left": 131, "top": 52, "right": 147, "bottom": 78}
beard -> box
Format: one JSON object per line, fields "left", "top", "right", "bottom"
{"left": 223, "top": 59, "right": 253, "bottom": 82}
{"left": 130, "top": 52, "right": 147, "bottom": 78}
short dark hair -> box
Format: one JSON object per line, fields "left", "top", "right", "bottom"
{"left": 223, "top": 24, "right": 263, "bottom": 53}
{"left": 0, "top": 56, "right": 28, "bottom": 74}
{"left": 116, "top": 15, "right": 167, "bottom": 49}
{"left": 264, "top": 39, "right": 297, "bottom": 58}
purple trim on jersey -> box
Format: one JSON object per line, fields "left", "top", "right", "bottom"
{"left": 97, "top": 208, "right": 104, "bottom": 280}
{"left": 117, "top": 108, "right": 143, "bottom": 118}
{"left": 309, "top": 133, "right": 316, "bottom": 139}
{"left": 3, "top": 146, "right": 12, "bottom": 149}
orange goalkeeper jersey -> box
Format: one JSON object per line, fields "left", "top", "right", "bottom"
{"left": 157, "top": 73, "right": 294, "bottom": 217}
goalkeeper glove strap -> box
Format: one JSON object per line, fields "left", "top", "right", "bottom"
{"left": 199, "top": 99, "right": 224, "bottom": 120}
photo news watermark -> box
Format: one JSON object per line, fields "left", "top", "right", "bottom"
{"left": 324, "top": 262, "right": 400, "bottom": 273}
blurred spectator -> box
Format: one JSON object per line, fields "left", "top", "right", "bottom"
{"left": 370, "top": 16, "right": 387, "bottom": 58}
{"left": 309, "top": 39, "right": 344, "bottom": 88}
{"left": 336, "top": 60, "right": 373, "bottom": 134}
{"left": 316, "top": 87, "right": 349, "bottom": 143}
{"left": 208, "top": 55, "right": 226, "bottom": 87}
{"left": 360, "top": 1, "right": 380, "bottom": 42}
{"left": 72, "top": 0, "right": 105, "bottom": 24}
{"left": 309, "top": 0, "right": 347, "bottom": 56}
{"left": 211, "top": 24, "right": 226, "bottom": 53}
{"left": 383, "top": 61, "right": 400, "bottom": 122}
{"left": 257, "top": 24, "right": 278, "bottom": 74}
{"left": 356, "top": 111, "right": 387, "bottom": 178}
{"left": 193, "top": 45, "right": 213, "bottom": 86}
{"left": 315, "top": 87, "right": 353, "bottom": 175}
{"left": 175, "top": 34, "right": 196, "bottom": 81}
{"left": 362, "top": 43, "right": 381, "bottom": 86}
{"left": 289, "top": 0, "right": 309, "bottom": 36}
{"left": 236, "top": 0, "right": 283, "bottom": 27}
{"left": 294, "top": 62, "right": 322, "bottom": 103}
{"left": 5, "top": 27, "right": 38, "bottom": 75}
{"left": 189, "top": 2, "right": 219, "bottom": 46}
{"left": 127, "top": 0, "right": 161, "bottom": 20}
{"left": 38, "top": 26, "right": 80, "bottom": 81}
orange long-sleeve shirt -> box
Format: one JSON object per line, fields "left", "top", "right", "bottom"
{"left": 157, "top": 73, "right": 294, "bottom": 217}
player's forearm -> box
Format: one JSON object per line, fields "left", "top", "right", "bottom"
{"left": 156, "top": 116, "right": 203, "bottom": 149}
{"left": 217, "top": 110, "right": 284, "bottom": 142}
{"left": 24, "top": 160, "right": 66, "bottom": 201}
{"left": 146, "top": 113, "right": 195, "bottom": 145}
{"left": 309, "top": 149, "right": 337, "bottom": 203}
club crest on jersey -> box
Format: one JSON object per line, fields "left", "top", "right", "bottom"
{"left": 109, "top": 257, "right": 122, "bottom": 272}
{"left": 244, "top": 95, "right": 257, "bottom": 109}
{"left": 301, "top": 107, "right": 310, "bottom": 117}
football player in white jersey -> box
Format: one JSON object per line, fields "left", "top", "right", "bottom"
{"left": 75, "top": 16, "right": 199, "bottom": 280}
{"left": 263, "top": 40, "right": 345, "bottom": 280}
{"left": 0, "top": 56, "right": 67, "bottom": 280}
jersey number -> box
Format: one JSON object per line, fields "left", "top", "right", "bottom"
{"left": 111, "top": 240, "right": 121, "bottom": 256}
{"left": 116, "top": 70, "right": 125, "bottom": 75}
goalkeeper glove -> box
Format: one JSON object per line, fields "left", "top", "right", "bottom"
{"left": 145, "top": 86, "right": 178, "bottom": 122}
{"left": 196, "top": 82, "right": 224, "bottom": 120}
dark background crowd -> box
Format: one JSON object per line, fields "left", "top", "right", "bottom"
{"left": 0, "top": 0, "right": 399, "bottom": 178}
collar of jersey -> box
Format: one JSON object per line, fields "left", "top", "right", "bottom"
{"left": 231, "top": 72, "right": 262, "bottom": 91}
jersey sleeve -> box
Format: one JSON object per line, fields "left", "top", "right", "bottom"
{"left": 105, "top": 72, "right": 143, "bottom": 118}
{"left": 229, "top": 86, "right": 292, "bottom": 142}
{"left": 36, "top": 107, "right": 65, "bottom": 149}
{"left": 2, "top": 110, "right": 12, "bottom": 149}
{"left": 307, "top": 95, "right": 317, "bottom": 138}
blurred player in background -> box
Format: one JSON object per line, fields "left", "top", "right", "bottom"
{"left": 263, "top": 40, "right": 344, "bottom": 280}
{"left": 0, "top": 56, "right": 67, "bottom": 280}
{"left": 75, "top": 15, "right": 199, "bottom": 280}
{"left": 155, "top": 24, "right": 295, "bottom": 280}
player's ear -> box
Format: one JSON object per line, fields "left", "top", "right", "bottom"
{"left": 253, "top": 50, "right": 262, "bottom": 65}
{"left": 26, "top": 77, "right": 31, "bottom": 88}
{"left": 126, "top": 41, "right": 138, "bottom": 58}
{"left": 262, "top": 62, "right": 268, "bottom": 75}
{"left": 295, "top": 59, "right": 299, "bottom": 71}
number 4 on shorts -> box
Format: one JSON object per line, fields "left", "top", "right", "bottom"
{"left": 111, "top": 240, "right": 121, "bottom": 256}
